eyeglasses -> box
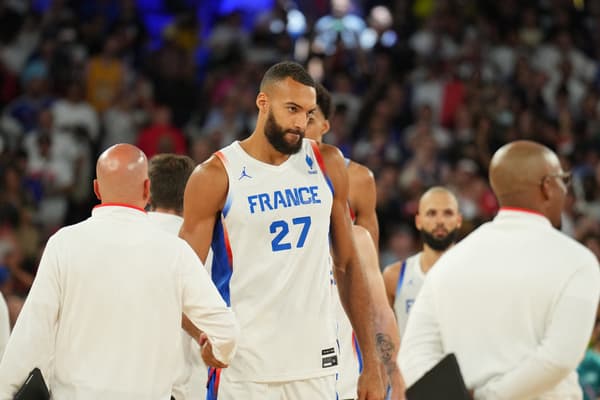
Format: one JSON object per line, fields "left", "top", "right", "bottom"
{"left": 541, "top": 171, "right": 572, "bottom": 188}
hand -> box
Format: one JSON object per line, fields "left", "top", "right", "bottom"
{"left": 199, "top": 332, "right": 228, "bottom": 368}
{"left": 357, "top": 361, "right": 386, "bottom": 400}
{"left": 386, "top": 365, "right": 406, "bottom": 400}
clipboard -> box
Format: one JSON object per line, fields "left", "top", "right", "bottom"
{"left": 13, "top": 368, "right": 50, "bottom": 400}
{"left": 406, "top": 353, "right": 470, "bottom": 400}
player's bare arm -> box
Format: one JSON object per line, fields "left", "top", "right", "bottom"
{"left": 382, "top": 262, "right": 402, "bottom": 309}
{"left": 348, "top": 161, "right": 379, "bottom": 247}
{"left": 353, "top": 225, "right": 405, "bottom": 399}
{"left": 179, "top": 156, "right": 228, "bottom": 262}
{"left": 179, "top": 155, "right": 228, "bottom": 366}
{"left": 321, "top": 143, "right": 385, "bottom": 400}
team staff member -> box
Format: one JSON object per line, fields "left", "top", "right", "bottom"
{"left": 0, "top": 144, "right": 239, "bottom": 400}
{"left": 400, "top": 140, "right": 600, "bottom": 399}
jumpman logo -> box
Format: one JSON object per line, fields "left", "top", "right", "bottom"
{"left": 239, "top": 166, "right": 252, "bottom": 180}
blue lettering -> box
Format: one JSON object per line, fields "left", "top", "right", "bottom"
{"left": 406, "top": 299, "right": 414, "bottom": 313}
{"left": 258, "top": 193, "right": 273, "bottom": 212}
{"left": 248, "top": 195, "right": 258, "bottom": 214}
{"left": 309, "top": 186, "right": 321, "bottom": 204}
{"left": 247, "top": 186, "right": 324, "bottom": 214}
{"left": 273, "top": 190, "right": 288, "bottom": 209}
{"left": 298, "top": 187, "right": 311, "bottom": 204}
{"left": 285, "top": 188, "right": 300, "bottom": 206}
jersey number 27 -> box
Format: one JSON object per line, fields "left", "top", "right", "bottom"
{"left": 270, "top": 216, "right": 311, "bottom": 252}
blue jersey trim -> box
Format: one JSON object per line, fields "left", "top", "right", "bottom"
{"left": 211, "top": 215, "right": 233, "bottom": 306}
{"left": 222, "top": 192, "right": 233, "bottom": 218}
{"left": 353, "top": 334, "right": 363, "bottom": 373}
{"left": 395, "top": 260, "right": 408, "bottom": 300}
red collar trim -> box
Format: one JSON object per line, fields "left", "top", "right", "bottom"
{"left": 94, "top": 203, "right": 147, "bottom": 213}
{"left": 499, "top": 207, "right": 544, "bottom": 217}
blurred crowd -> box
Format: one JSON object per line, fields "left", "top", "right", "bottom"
{"left": 0, "top": 0, "right": 599, "bottom": 386}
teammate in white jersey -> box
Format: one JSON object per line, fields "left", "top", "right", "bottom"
{"left": 382, "top": 187, "right": 462, "bottom": 337}
{"left": 147, "top": 154, "right": 207, "bottom": 400}
{"left": 305, "top": 83, "right": 404, "bottom": 400}
{"left": 179, "top": 62, "right": 386, "bottom": 400}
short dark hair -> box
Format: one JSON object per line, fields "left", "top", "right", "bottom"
{"left": 259, "top": 61, "right": 315, "bottom": 91}
{"left": 148, "top": 154, "right": 195, "bottom": 213}
{"left": 315, "top": 82, "right": 332, "bottom": 120}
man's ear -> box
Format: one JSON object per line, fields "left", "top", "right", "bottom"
{"left": 93, "top": 179, "right": 101, "bottom": 201}
{"left": 540, "top": 177, "right": 552, "bottom": 201}
{"left": 322, "top": 120, "right": 330, "bottom": 136}
{"left": 415, "top": 213, "right": 422, "bottom": 230}
{"left": 256, "top": 92, "right": 269, "bottom": 113}
{"left": 143, "top": 179, "right": 150, "bottom": 205}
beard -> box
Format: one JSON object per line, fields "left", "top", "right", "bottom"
{"left": 420, "top": 228, "right": 459, "bottom": 251}
{"left": 264, "top": 110, "right": 304, "bottom": 155}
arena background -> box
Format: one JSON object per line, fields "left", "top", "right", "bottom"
{"left": 0, "top": 0, "right": 599, "bottom": 396}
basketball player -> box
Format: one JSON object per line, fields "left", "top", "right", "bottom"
{"left": 305, "top": 83, "right": 404, "bottom": 399}
{"left": 382, "top": 187, "right": 462, "bottom": 337}
{"left": 179, "top": 61, "right": 387, "bottom": 399}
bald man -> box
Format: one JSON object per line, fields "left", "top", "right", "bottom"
{"left": 399, "top": 140, "right": 600, "bottom": 399}
{"left": 383, "top": 186, "right": 462, "bottom": 338}
{"left": 0, "top": 144, "right": 239, "bottom": 400}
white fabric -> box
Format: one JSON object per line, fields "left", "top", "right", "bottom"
{"left": 0, "top": 292, "right": 9, "bottom": 359}
{"left": 399, "top": 209, "right": 600, "bottom": 400}
{"left": 218, "top": 369, "right": 336, "bottom": 400}
{"left": 0, "top": 205, "right": 238, "bottom": 400}
{"left": 147, "top": 212, "right": 207, "bottom": 400}
{"left": 147, "top": 212, "right": 184, "bottom": 235}
{"left": 392, "top": 252, "right": 425, "bottom": 338}
{"left": 216, "top": 139, "right": 337, "bottom": 382}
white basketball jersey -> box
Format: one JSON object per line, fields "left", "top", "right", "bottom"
{"left": 393, "top": 253, "right": 425, "bottom": 338}
{"left": 211, "top": 139, "right": 337, "bottom": 382}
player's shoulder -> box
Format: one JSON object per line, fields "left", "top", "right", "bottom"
{"left": 314, "top": 141, "right": 345, "bottom": 164}
{"left": 383, "top": 260, "right": 403, "bottom": 278}
{"left": 187, "top": 154, "right": 228, "bottom": 190}
{"left": 348, "top": 159, "right": 374, "bottom": 178}
{"left": 348, "top": 159, "right": 374, "bottom": 185}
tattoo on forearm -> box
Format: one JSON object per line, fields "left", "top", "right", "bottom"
{"left": 376, "top": 333, "right": 398, "bottom": 374}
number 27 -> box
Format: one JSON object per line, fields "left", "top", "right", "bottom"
{"left": 270, "top": 216, "right": 312, "bottom": 252}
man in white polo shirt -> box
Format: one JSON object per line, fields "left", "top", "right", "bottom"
{"left": 0, "top": 144, "right": 239, "bottom": 400}
{"left": 400, "top": 140, "right": 600, "bottom": 399}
